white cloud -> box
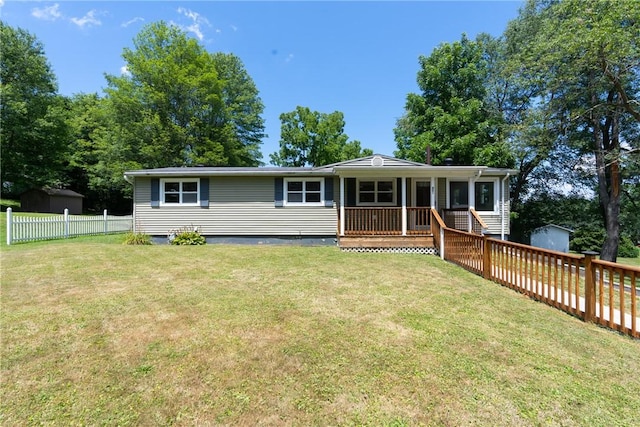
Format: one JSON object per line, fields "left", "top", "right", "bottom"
{"left": 70, "top": 10, "right": 102, "bottom": 29}
{"left": 176, "top": 7, "right": 210, "bottom": 41}
{"left": 32, "top": 3, "right": 63, "bottom": 21}
{"left": 120, "top": 65, "right": 131, "bottom": 76}
{"left": 121, "top": 17, "right": 144, "bottom": 28}
{"left": 285, "top": 53, "right": 294, "bottom": 63}
{"left": 230, "top": 24, "right": 238, "bottom": 32}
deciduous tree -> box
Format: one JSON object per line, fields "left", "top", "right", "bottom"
{"left": 0, "top": 22, "right": 69, "bottom": 195}
{"left": 394, "top": 34, "right": 514, "bottom": 168}
{"left": 270, "top": 106, "right": 372, "bottom": 167}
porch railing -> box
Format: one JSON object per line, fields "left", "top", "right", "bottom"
{"left": 343, "top": 207, "right": 402, "bottom": 235}
{"left": 342, "top": 207, "right": 432, "bottom": 236}
{"left": 407, "top": 207, "right": 431, "bottom": 235}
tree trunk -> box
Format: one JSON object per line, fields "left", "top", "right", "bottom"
{"left": 594, "top": 95, "right": 622, "bottom": 262}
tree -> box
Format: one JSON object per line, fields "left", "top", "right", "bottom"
{"left": 270, "top": 106, "right": 372, "bottom": 167}
{"left": 95, "top": 22, "right": 265, "bottom": 199}
{"left": 510, "top": 0, "right": 640, "bottom": 261}
{"left": 212, "top": 53, "right": 266, "bottom": 167}
{"left": 0, "top": 22, "right": 69, "bottom": 195}
{"left": 394, "top": 34, "right": 514, "bottom": 168}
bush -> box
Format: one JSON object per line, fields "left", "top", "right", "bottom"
{"left": 123, "top": 231, "right": 152, "bottom": 245}
{"left": 169, "top": 227, "right": 206, "bottom": 245}
{"left": 619, "top": 235, "right": 640, "bottom": 258}
{"left": 569, "top": 226, "right": 604, "bottom": 253}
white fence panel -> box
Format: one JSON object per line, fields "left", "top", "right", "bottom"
{"left": 6, "top": 208, "right": 132, "bottom": 245}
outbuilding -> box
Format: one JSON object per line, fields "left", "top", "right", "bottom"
{"left": 20, "top": 188, "right": 84, "bottom": 214}
{"left": 530, "top": 224, "right": 573, "bottom": 253}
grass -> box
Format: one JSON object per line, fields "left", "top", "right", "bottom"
{"left": 2, "top": 239, "right": 639, "bottom": 426}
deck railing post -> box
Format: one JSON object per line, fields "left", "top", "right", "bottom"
{"left": 64, "top": 208, "right": 69, "bottom": 239}
{"left": 6, "top": 207, "right": 12, "bottom": 245}
{"left": 483, "top": 235, "right": 492, "bottom": 279}
{"left": 583, "top": 251, "right": 598, "bottom": 322}
{"left": 440, "top": 227, "right": 445, "bottom": 260}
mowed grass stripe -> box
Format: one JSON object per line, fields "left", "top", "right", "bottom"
{"left": 2, "top": 241, "right": 639, "bottom": 426}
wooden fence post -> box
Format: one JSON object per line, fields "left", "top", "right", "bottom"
{"left": 583, "top": 251, "right": 598, "bottom": 322}
{"left": 103, "top": 209, "right": 108, "bottom": 234}
{"left": 483, "top": 235, "right": 492, "bottom": 280}
{"left": 6, "top": 207, "right": 12, "bottom": 245}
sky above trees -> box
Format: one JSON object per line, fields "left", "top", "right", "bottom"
{"left": 0, "top": 1, "right": 522, "bottom": 157}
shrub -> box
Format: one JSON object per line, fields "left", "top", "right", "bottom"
{"left": 169, "top": 227, "right": 206, "bottom": 245}
{"left": 619, "top": 235, "right": 639, "bottom": 258}
{"left": 123, "top": 231, "right": 152, "bottom": 245}
{"left": 569, "top": 226, "right": 604, "bottom": 253}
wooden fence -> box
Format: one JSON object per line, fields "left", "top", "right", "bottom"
{"left": 6, "top": 208, "right": 133, "bottom": 245}
{"left": 442, "top": 227, "right": 639, "bottom": 339}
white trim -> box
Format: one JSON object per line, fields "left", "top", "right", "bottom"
{"left": 160, "top": 178, "right": 200, "bottom": 206}
{"left": 355, "top": 178, "right": 397, "bottom": 206}
{"left": 340, "top": 176, "right": 345, "bottom": 236}
{"left": 283, "top": 177, "right": 324, "bottom": 206}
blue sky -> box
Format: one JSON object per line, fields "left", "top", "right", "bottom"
{"left": 1, "top": 1, "right": 523, "bottom": 161}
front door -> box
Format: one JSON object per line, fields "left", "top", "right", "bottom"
{"left": 412, "top": 180, "right": 431, "bottom": 229}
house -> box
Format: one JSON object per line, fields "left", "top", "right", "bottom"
{"left": 530, "top": 224, "right": 573, "bottom": 253}
{"left": 20, "top": 188, "right": 84, "bottom": 214}
{"left": 124, "top": 154, "right": 517, "bottom": 251}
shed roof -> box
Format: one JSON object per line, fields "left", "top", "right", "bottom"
{"left": 22, "top": 188, "right": 84, "bottom": 198}
{"left": 533, "top": 224, "right": 574, "bottom": 234}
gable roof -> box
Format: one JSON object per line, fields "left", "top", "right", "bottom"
{"left": 124, "top": 154, "right": 518, "bottom": 181}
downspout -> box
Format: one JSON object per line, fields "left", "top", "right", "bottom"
{"left": 501, "top": 173, "right": 510, "bottom": 241}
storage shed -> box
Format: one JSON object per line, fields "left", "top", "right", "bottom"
{"left": 20, "top": 188, "right": 84, "bottom": 214}
{"left": 530, "top": 224, "right": 573, "bottom": 253}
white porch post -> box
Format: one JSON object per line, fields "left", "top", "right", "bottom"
{"left": 340, "top": 176, "right": 345, "bottom": 236}
{"left": 468, "top": 177, "right": 475, "bottom": 232}
{"left": 430, "top": 177, "right": 436, "bottom": 209}
{"left": 401, "top": 177, "right": 407, "bottom": 236}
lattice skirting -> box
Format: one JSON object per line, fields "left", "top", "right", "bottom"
{"left": 340, "top": 246, "right": 439, "bottom": 255}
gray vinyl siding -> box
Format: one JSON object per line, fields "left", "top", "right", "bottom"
{"left": 134, "top": 176, "right": 337, "bottom": 236}
{"left": 437, "top": 178, "right": 446, "bottom": 210}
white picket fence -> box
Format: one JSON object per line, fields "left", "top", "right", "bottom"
{"left": 6, "top": 208, "right": 133, "bottom": 245}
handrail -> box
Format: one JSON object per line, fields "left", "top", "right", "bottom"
{"left": 430, "top": 208, "right": 446, "bottom": 229}
{"left": 470, "top": 208, "right": 488, "bottom": 231}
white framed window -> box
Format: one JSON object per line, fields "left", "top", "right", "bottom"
{"left": 447, "top": 179, "right": 498, "bottom": 212}
{"left": 357, "top": 179, "right": 396, "bottom": 206}
{"left": 474, "top": 180, "right": 498, "bottom": 212}
{"left": 284, "top": 178, "right": 324, "bottom": 205}
{"left": 161, "top": 178, "right": 199, "bottom": 205}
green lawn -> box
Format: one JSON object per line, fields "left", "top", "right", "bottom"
{"left": 2, "top": 239, "right": 639, "bottom": 425}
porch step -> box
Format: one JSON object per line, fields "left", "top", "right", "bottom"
{"left": 338, "top": 235, "right": 435, "bottom": 249}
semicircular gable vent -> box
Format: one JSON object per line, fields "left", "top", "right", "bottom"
{"left": 371, "top": 155, "right": 384, "bottom": 167}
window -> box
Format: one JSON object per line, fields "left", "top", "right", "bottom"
{"left": 449, "top": 181, "right": 469, "bottom": 209}
{"left": 448, "top": 180, "right": 497, "bottom": 211}
{"left": 161, "top": 179, "right": 199, "bottom": 205}
{"left": 475, "top": 181, "right": 495, "bottom": 211}
{"left": 357, "top": 179, "right": 395, "bottom": 205}
{"left": 284, "top": 178, "right": 323, "bottom": 205}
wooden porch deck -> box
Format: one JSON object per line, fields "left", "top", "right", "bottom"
{"left": 338, "top": 235, "right": 435, "bottom": 249}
